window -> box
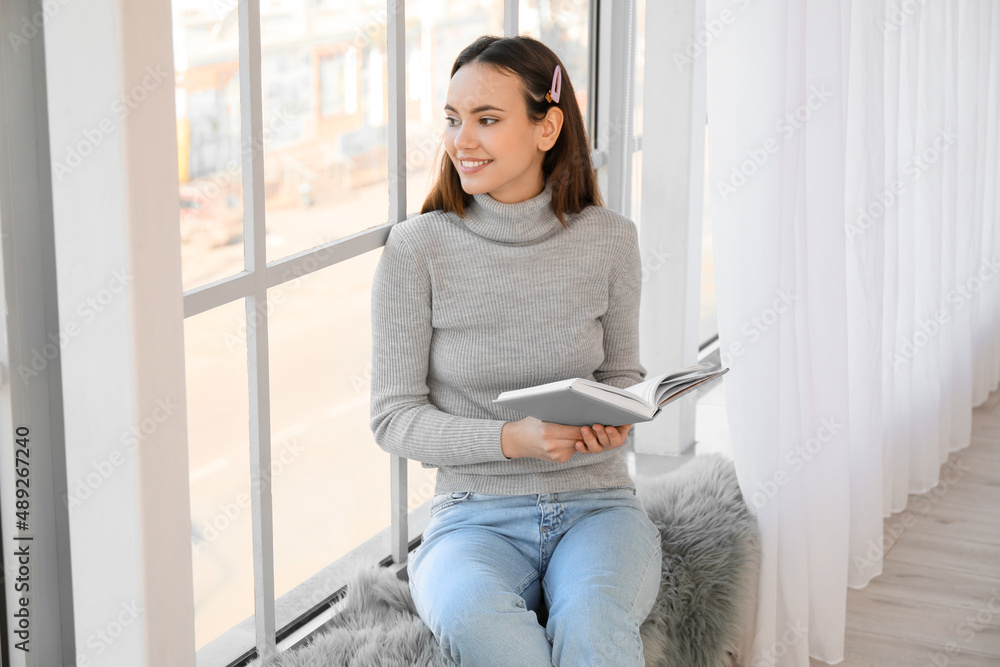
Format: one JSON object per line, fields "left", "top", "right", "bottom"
{"left": 167, "top": 0, "right": 707, "bottom": 662}
{"left": 403, "top": 0, "right": 506, "bottom": 215}
{"left": 519, "top": 0, "right": 595, "bottom": 136}
{"left": 319, "top": 50, "right": 357, "bottom": 117}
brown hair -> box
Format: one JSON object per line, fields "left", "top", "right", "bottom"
{"left": 420, "top": 34, "right": 603, "bottom": 227}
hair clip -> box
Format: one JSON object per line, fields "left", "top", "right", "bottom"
{"left": 545, "top": 64, "right": 562, "bottom": 104}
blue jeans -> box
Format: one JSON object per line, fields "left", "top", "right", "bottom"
{"left": 408, "top": 487, "right": 662, "bottom": 666}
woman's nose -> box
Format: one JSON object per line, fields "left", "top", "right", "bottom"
{"left": 454, "top": 123, "right": 477, "bottom": 149}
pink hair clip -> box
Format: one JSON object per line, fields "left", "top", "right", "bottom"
{"left": 545, "top": 64, "right": 562, "bottom": 104}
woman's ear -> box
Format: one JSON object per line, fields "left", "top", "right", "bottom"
{"left": 537, "top": 106, "right": 564, "bottom": 152}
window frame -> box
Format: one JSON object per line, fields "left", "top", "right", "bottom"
{"left": 180, "top": 0, "right": 709, "bottom": 664}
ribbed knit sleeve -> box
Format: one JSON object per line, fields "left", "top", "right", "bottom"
{"left": 369, "top": 225, "right": 512, "bottom": 466}
{"left": 592, "top": 218, "right": 647, "bottom": 391}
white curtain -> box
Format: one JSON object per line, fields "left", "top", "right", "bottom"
{"left": 705, "top": 1, "right": 999, "bottom": 664}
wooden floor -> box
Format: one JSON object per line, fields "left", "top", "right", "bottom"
{"left": 811, "top": 386, "right": 1000, "bottom": 666}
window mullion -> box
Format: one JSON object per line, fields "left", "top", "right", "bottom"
{"left": 599, "top": 0, "right": 637, "bottom": 216}
{"left": 238, "top": 0, "right": 277, "bottom": 659}
{"left": 505, "top": 0, "right": 518, "bottom": 36}
{"left": 634, "top": 0, "right": 706, "bottom": 457}
{"left": 588, "top": 0, "right": 600, "bottom": 144}
{"left": 387, "top": 0, "right": 410, "bottom": 569}
{"left": 387, "top": 0, "right": 406, "bottom": 225}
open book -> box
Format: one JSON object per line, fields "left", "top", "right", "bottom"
{"left": 492, "top": 361, "right": 729, "bottom": 426}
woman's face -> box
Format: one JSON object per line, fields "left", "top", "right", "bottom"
{"left": 443, "top": 61, "right": 561, "bottom": 204}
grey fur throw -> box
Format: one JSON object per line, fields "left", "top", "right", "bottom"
{"left": 249, "top": 454, "right": 759, "bottom": 667}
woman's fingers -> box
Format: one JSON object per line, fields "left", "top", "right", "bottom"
{"left": 577, "top": 424, "right": 627, "bottom": 453}
{"left": 580, "top": 425, "right": 605, "bottom": 451}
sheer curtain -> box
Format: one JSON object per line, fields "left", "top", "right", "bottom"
{"left": 705, "top": 1, "right": 999, "bottom": 664}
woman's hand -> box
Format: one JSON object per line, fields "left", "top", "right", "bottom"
{"left": 501, "top": 418, "right": 632, "bottom": 462}
{"left": 575, "top": 423, "right": 632, "bottom": 454}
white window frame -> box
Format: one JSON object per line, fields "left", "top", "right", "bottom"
{"left": 634, "top": 0, "right": 709, "bottom": 458}
{"left": 1, "top": 0, "right": 197, "bottom": 665}
{"left": 0, "top": 1, "right": 76, "bottom": 665}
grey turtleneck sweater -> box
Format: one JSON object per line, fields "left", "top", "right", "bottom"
{"left": 369, "top": 183, "right": 646, "bottom": 496}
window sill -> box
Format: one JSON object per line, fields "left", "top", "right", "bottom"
{"left": 196, "top": 500, "right": 432, "bottom": 667}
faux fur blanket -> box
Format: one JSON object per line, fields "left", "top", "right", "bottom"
{"left": 249, "top": 454, "right": 759, "bottom": 667}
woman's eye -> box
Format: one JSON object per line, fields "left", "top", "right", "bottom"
{"left": 445, "top": 116, "right": 459, "bottom": 127}
{"left": 480, "top": 117, "right": 498, "bottom": 126}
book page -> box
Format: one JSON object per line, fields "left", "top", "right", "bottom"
{"left": 626, "top": 362, "right": 719, "bottom": 404}
{"left": 572, "top": 379, "right": 651, "bottom": 411}
{"left": 654, "top": 374, "right": 716, "bottom": 405}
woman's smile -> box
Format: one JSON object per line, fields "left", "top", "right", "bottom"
{"left": 457, "top": 158, "right": 494, "bottom": 174}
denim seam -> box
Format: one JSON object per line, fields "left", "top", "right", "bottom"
{"left": 636, "top": 526, "right": 661, "bottom": 608}
{"left": 428, "top": 495, "right": 469, "bottom": 517}
{"left": 630, "top": 526, "right": 661, "bottom": 663}
{"left": 408, "top": 574, "right": 425, "bottom": 622}
{"left": 601, "top": 485, "right": 636, "bottom": 494}
{"left": 514, "top": 570, "right": 537, "bottom": 597}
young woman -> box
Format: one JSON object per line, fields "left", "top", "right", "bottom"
{"left": 370, "top": 35, "right": 662, "bottom": 666}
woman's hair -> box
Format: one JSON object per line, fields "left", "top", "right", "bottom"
{"left": 420, "top": 34, "right": 603, "bottom": 227}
